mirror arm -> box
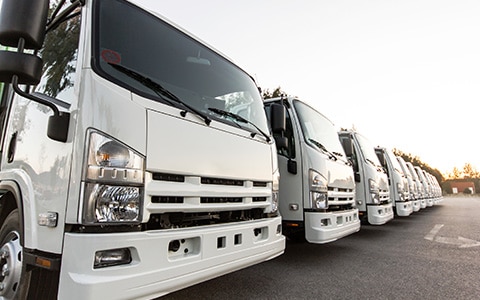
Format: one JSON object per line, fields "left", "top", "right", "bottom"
{"left": 11, "top": 75, "right": 60, "bottom": 116}
{"left": 10, "top": 37, "right": 60, "bottom": 116}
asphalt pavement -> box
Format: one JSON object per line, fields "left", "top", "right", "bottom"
{"left": 161, "top": 196, "right": 480, "bottom": 300}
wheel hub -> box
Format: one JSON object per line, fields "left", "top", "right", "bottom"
{"left": 0, "top": 232, "right": 22, "bottom": 299}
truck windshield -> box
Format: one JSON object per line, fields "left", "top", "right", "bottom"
{"left": 385, "top": 148, "right": 404, "bottom": 175}
{"left": 355, "top": 133, "right": 382, "bottom": 168}
{"left": 93, "top": 0, "right": 268, "bottom": 133}
{"left": 293, "top": 100, "right": 346, "bottom": 158}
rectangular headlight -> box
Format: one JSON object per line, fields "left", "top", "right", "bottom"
{"left": 83, "top": 183, "right": 142, "bottom": 223}
{"left": 82, "top": 130, "right": 145, "bottom": 224}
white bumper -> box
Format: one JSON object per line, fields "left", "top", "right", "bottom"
{"left": 305, "top": 209, "right": 360, "bottom": 244}
{"left": 395, "top": 201, "right": 413, "bottom": 216}
{"left": 58, "top": 217, "right": 284, "bottom": 300}
{"left": 420, "top": 199, "right": 427, "bottom": 209}
{"left": 412, "top": 200, "right": 421, "bottom": 212}
{"left": 367, "top": 203, "right": 394, "bottom": 225}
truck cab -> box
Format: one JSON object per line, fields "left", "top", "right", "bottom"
{"left": 414, "top": 166, "right": 434, "bottom": 207}
{"left": 265, "top": 97, "right": 359, "bottom": 243}
{"left": 405, "top": 162, "right": 427, "bottom": 209}
{"left": 0, "top": 0, "right": 285, "bottom": 298}
{"left": 375, "top": 147, "right": 413, "bottom": 216}
{"left": 396, "top": 156, "right": 421, "bottom": 212}
{"left": 338, "top": 130, "right": 393, "bottom": 225}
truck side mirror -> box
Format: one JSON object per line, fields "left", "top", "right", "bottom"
{"left": 287, "top": 159, "right": 297, "bottom": 175}
{"left": 340, "top": 136, "right": 354, "bottom": 158}
{"left": 270, "top": 103, "right": 288, "bottom": 151}
{"left": 0, "top": 0, "right": 48, "bottom": 84}
{"left": 0, "top": 51, "right": 43, "bottom": 85}
{"left": 340, "top": 136, "right": 359, "bottom": 174}
{"left": 0, "top": 0, "right": 70, "bottom": 143}
{"left": 375, "top": 150, "right": 386, "bottom": 167}
{"left": 270, "top": 103, "right": 286, "bottom": 133}
{"left": 0, "top": 0, "right": 49, "bottom": 50}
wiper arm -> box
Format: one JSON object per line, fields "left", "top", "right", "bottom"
{"left": 108, "top": 63, "right": 211, "bottom": 125}
{"left": 308, "top": 139, "right": 337, "bottom": 161}
{"left": 208, "top": 107, "right": 271, "bottom": 142}
{"left": 332, "top": 151, "right": 352, "bottom": 165}
{"left": 366, "top": 158, "right": 378, "bottom": 168}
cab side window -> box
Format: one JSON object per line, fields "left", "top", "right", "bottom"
{"left": 34, "top": 9, "right": 82, "bottom": 103}
{"left": 265, "top": 102, "right": 295, "bottom": 159}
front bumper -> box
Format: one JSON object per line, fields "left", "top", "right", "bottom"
{"left": 58, "top": 217, "right": 285, "bottom": 300}
{"left": 367, "top": 203, "right": 394, "bottom": 225}
{"left": 305, "top": 209, "right": 360, "bottom": 244}
{"left": 426, "top": 198, "right": 434, "bottom": 207}
{"left": 420, "top": 199, "right": 427, "bottom": 209}
{"left": 395, "top": 201, "right": 413, "bottom": 216}
{"left": 412, "top": 200, "right": 421, "bottom": 212}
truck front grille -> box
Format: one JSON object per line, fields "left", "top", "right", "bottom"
{"left": 146, "top": 172, "right": 273, "bottom": 226}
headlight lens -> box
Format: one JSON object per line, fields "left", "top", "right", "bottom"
{"left": 310, "top": 170, "right": 328, "bottom": 210}
{"left": 84, "top": 183, "right": 142, "bottom": 222}
{"left": 83, "top": 131, "right": 145, "bottom": 224}
{"left": 96, "top": 141, "right": 130, "bottom": 167}
{"left": 368, "top": 179, "right": 380, "bottom": 204}
{"left": 397, "top": 183, "right": 404, "bottom": 201}
{"left": 271, "top": 169, "right": 280, "bottom": 213}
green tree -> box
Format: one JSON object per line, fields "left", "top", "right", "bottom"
{"left": 463, "top": 163, "right": 479, "bottom": 179}
{"left": 37, "top": 2, "right": 81, "bottom": 98}
{"left": 392, "top": 148, "right": 444, "bottom": 184}
{"left": 451, "top": 166, "right": 462, "bottom": 179}
{"left": 262, "top": 86, "right": 287, "bottom": 99}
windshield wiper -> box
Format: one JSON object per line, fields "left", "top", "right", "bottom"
{"left": 108, "top": 63, "right": 211, "bottom": 125}
{"left": 366, "top": 158, "right": 378, "bottom": 168}
{"left": 208, "top": 107, "right": 271, "bottom": 142}
{"left": 308, "top": 139, "right": 337, "bottom": 161}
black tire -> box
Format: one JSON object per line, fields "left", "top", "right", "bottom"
{"left": 0, "top": 209, "right": 31, "bottom": 300}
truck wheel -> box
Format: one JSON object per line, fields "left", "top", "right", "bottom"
{"left": 0, "top": 209, "right": 31, "bottom": 300}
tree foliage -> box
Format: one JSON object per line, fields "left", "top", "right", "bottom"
{"left": 262, "top": 86, "right": 287, "bottom": 99}
{"left": 37, "top": 3, "right": 81, "bottom": 98}
{"left": 392, "top": 148, "right": 444, "bottom": 184}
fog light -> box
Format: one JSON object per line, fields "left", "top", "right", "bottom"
{"left": 320, "top": 219, "right": 330, "bottom": 226}
{"left": 94, "top": 248, "right": 131, "bottom": 268}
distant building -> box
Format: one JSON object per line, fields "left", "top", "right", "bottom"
{"left": 449, "top": 181, "right": 475, "bottom": 194}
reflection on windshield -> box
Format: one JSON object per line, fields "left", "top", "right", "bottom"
{"left": 385, "top": 148, "right": 404, "bottom": 174}
{"left": 94, "top": 0, "right": 268, "bottom": 133}
{"left": 356, "top": 133, "right": 382, "bottom": 168}
{"left": 293, "top": 100, "right": 346, "bottom": 157}
{"left": 34, "top": 2, "right": 81, "bottom": 102}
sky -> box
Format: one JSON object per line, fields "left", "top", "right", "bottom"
{"left": 136, "top": 0, "right": 480, "bottom": 176}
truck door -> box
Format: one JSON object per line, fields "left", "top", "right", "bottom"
{"left": 273, "top": 103, "right": 304, "bottom": 222}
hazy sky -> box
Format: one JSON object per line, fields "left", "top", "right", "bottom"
{"left": 136, "top": 0, "right": 480, "bottom": 176}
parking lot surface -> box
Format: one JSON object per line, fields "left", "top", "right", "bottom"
{"left": 162, "top": 196, "right": 480, "bottom": 299}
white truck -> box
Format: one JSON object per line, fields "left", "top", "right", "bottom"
{"left": 0, "top": 0, "right": 285, "bottom": 299}
{"left": 374, "top": 147, "right": 413, "bottom": 216}
{"left": 264, "top": 97, "right": 360, "bottom": 243}
{"left": 338, "top": 130, "right": 393, "bottom": 225}
{"left": 396, "top": 156, "right": 421, "bottom": 212}
{"left": 405, "top": 162, "right": 427, "bottom": 209}
{"left": 414, "top": 166, "right": 434, "bottom": 207}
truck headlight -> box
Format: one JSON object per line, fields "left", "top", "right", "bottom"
{"left": 397, "top": 183, "right": 404, "bottom": 201}
{"left": 368, "top": 179, "right": 380, "bottom": 204}
{"left": 271, "top": 169, "right": 280, "bottom": 213}
{"left": 310, "top": 170, "right": 328, "bottom": 210}
{"left": 82, "top": 131, "right": 145, "bottom": 224}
